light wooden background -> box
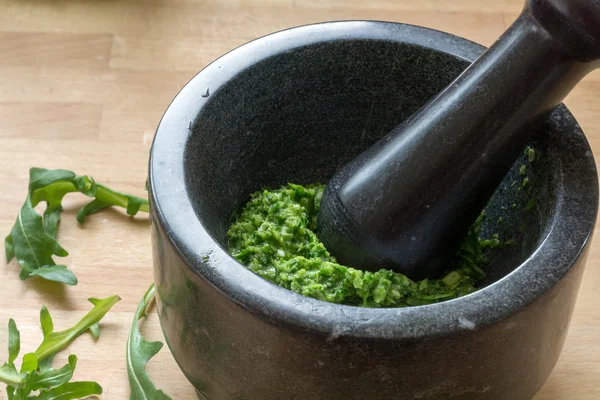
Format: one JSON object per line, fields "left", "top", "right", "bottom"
{"left": 0, "top": 0, "right": 598, "bottom": 398}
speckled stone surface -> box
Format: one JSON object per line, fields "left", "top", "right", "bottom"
{"left": 149, "top": 21, "right": 598, "bottom": 399}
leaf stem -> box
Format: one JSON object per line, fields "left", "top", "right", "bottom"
{"left": 0, "top": 366, "right": 23, "bottom": 386}
{"left": 95, "top": 185, "right": 149, "bottom": 213}
{"left": 30, "top": 181, "right": 78, "bottom": 208}
{"left": 34, "top": 295, "right": 121, "bottom": 362}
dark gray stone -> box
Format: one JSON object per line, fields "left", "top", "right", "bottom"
{"left": 316, "top": 0, "right": 600, "bottom": 280}
{"left": 149, "top": 21, "right": 598, "bottom": 400}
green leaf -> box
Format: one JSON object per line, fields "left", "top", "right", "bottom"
{"left": 6, "top": 385, "right": 17, "bottom": 400}
{"left": 18, "top": 199, "right": 67, "bottom": 273}
{"left": 20, "top": 353, "right": 38, "bottom": 374}
{"left": 30, "top": 180, "right": 79, "bottom": 212}
{"left": 43, "top": 207, "right": 63, "bottom": 240}
{"left": 27, "top": 169, "right": 94, "bottom": 243}
{"left": 70, "top": 176, "right": 96, "bottom": 197}
{"left": 7, "top": 167, "right": 149, "bottom": 286}
{"left": 7, "top": 196, "right": 68, "bottom": 280}
{"left": 75, "top": 200, "right": 110, "bottom": 223}
{"left": 30, "top": 381, "right": 102, "bottom": 400}
{"left": 28, "top": 169, "right": 77, "bottom": 195}
{"left": 40, "top": 306, "right": 54, "bottom": 338}
{"left": 88, "top": 323, "right": 100, "bottom": 339}
{"left": 1, "top": 296, "right": 117, "bottom": 398}
{"left": 28, "top": 355, "right": 77, "bottom": 391}
{"left": 29, "top": 266, "right": 78, "bottom": 286}
{"left": 29, "top": 169, "right": 83, "bottom": 242}
{"left": 0, "top": 363, "right": 23, "bottom": 387}
{"left": 34, "top": 295, "right": 121, "bottom": 365}
{"left": 8, "top": 319, "right": 20, "bottom": 365}
{"left": 126, "top": 196, "right": 147, "bottom": 216}
{"left": 5, "top": 233, "right": 15, "bottom": 262}
{"left": 127, "top": 284, "right": 172, "bottom": 400}
{"left": 77, "top": 184, "right": 149, "bottom": 222}
{"left": 10, "top": 386, "right": 29, "bottom": 400}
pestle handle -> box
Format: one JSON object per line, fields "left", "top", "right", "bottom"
{"left": 317, "top": 0, "right": 600, "bottom": 279}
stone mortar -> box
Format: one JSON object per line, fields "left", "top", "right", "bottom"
{"left": 149, "top": 21, "right": 599, "bottom": 400}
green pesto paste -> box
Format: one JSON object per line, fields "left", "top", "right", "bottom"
{"left": 227, "top": 183, "right": 492, "bottom": 308}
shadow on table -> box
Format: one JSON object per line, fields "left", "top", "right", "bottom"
{"left": 24, "top": 277, "right": 76, "bottom": 310}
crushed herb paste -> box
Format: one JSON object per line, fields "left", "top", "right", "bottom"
{"left": 228, "top": 183, "right": 494, "bottom": 308}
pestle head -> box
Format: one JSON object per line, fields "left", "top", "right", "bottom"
{"left": 316, "top": 0, "right": 600, "bottom": 279}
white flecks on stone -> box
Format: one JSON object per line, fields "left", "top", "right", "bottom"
{"left": 326, "top": 325, "right": 353, "bottom": 341}
{"left": 458, "top": 317, "right": 476, "bottom": 330}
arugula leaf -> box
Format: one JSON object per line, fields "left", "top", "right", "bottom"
{"left": 20, "top": 354, "right": 38, "bottom": 374}
{"left": 39, "top": 307, "right": 54, "bottom": 339}
{"left": 28, "top": 355, "right": 77, "bottom": 391}
{"left": 35, "top": 295, "right": 121, "bottom": 366}
{"left": 29, "top": 169, "right": 92, "bottom": 241}
{"left": 42, "top": 208, "right": 62, "bottom": 241}
{"left": 30, "top": 381, "right": 102, "bottom": 400}
{"left": 1, "top": 298, "right": 119, "bottom": 399}
{"left": 77, "top": 184, "right": 148, "bottom": 223}
{"left": 5, "top": 235, "right": 14, "bottom": 264}
{"left": 127, "top": 284, "right": 172, "bottom": 400}
{"left": 28, "top": 169, "right": 77, "bottom": 193}
{"left": 5, "top": 167, "right": 149, "bottom": 285}
{"left": 8, "top": 319, "right": 20, "bottom": 365}
{"left": 1, "top": 319, "right": 23, "bottom": 392}
{"left": 5, "top": 196, "right": 69, "bottom": 282}
{"left": 75, "top": 200, "right": 110, "bottom": 223}
{"left": 88, "top": 323, "right": 100, "bottom": 339}
{"left": 29, "top": 266, "right": 78, "bottom": 286}
{"left": 0, "top": 364, "right": 22, "bottom": 387}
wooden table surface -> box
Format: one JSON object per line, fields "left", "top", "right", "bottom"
{"left": 0, "top": 0, "right": 599, "bottom": 398}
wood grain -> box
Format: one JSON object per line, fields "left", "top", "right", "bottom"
{"left": 0, "top": 0, "right": 598, "bottom": 398}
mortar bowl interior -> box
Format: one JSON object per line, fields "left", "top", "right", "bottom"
{"left": 186, "top": 26, "right": 558, "bottom": 288}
